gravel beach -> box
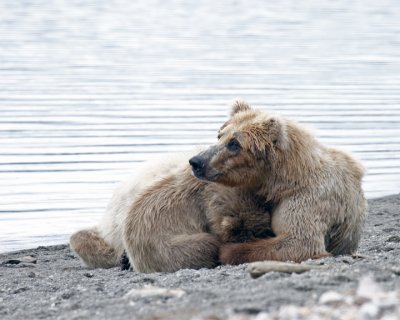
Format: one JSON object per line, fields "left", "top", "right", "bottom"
{"left": 1, "top": 194, "right": 399, "bottom": 320}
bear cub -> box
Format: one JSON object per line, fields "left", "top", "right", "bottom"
{"left": 120, "top": 190, "right": 274, "bottom": 270}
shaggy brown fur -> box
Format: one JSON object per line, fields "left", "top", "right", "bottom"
{"left": 70, "top": 228, "right": 120, "bottom": 269}
{"left": 70, "top": 105, "right": 274, "bottom": 273}
{"left": 122, "top": 169, "right": 273, "bottom": 273}
{"left": 122, "top": 168, "right": 219, "bottom": 273}
{"left": 205, "top": 187, "right": 274, "bottom": 243}
{"left": 71, "top": 100, "right": 366, "bottom": 271}
{"left": 191, "top": 101, "right": 367, "bottom": 264}
{"left": 118, "top": 186, "right": 273, "bottom": 271}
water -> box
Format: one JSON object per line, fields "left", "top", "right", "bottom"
{"left": 0, "top": 0, "right": 399, "bottom": 253}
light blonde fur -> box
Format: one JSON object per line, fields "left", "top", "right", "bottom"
{"left": 70, "top": 147, "right": 272, "bottom": 272}
{"left": 70, "top": 150, "right": 204, "bottom": 269}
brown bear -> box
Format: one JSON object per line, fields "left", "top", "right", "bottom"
{"left": 190, "top": 101, "right": 367, "bottom": 264}
{"left": 70, "top": 150, "right": 218, "bottom": 271}
{"left": 119, "top": 187, "right": 273, "bottom": 271}
{"left": 121, "top": 172, "right": 272, "bottom": 273}
{"left": 70, "top": 105, "right": 274, "bottom": 272}
{"left": 71, "top": 100, "right": 366, "bottom": 272}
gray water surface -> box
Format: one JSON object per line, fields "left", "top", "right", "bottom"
{"left": 1, "top": 1, "right": 400, "bottom": 252}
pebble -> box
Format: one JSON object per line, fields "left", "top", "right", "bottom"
{"left": 359, "top": 302, "right": 380, "bottom": 319}
{"left": 5, "top": 262, "right": 36, "bottom": 268}
{"left": 351, "top": 254, "right": 368, "bottom": 260}
{"left": 124, "top": 286, "right": 186, "bottom": 299}
{"left": 12, "top": 287, "right": 29, "bottom": 294}
{"left": 60, "top": 291, "right": 74, "bottom": 299}
{"left": 341, "top": 257, "right": 353, "bottom": 264}
{"left": 83, "top": 272, "right": 94, "bottom": 278}
{"left": 203, "top": 277, "right": 400, "bottom": 320}
{"left": 319, "top": 291, "right": 345, "bottom": 305}
{"left": 356, "top": 276, "right": 381, "bottom": 301}
{"left": 390, "top": 267, "right": 400, "bottom": 276}
{"left": 387, "top": 235, "right": 400, "bottom": 243}
{"left": 2, "top": 256, "right": 37, "bottom": 265}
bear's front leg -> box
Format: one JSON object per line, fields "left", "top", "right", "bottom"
{"left": 219, "top": 242, "right": 254, "bottom": 265}
{"left": 219, "top": 233, "right": 328, "bottom": 265}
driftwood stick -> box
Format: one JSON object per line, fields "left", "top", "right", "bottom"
{"left": 247, "top": 261, "right": 329, "bottom": 278}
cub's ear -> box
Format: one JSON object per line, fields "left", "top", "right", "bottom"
{"left": 230, "top": 100, "right": 252, "bottom": 117}
{"left": 262, "top": 117, "right": 289, "bottom": 150}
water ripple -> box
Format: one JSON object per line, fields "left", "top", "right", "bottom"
{"left": 0, "top": 0, "right": 399, "bottom": 252}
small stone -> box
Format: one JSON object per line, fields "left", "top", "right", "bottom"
{"left": 228, "top": 315, "right": 252, "bottom": 320}
{"left": 254, "top": 313, "right": 272, "bottom": 320}
{"left": 61, "top": 291, "right": 74, "bottom": 299}
{"left": 354, "top": 296, "right": 370, "bottom": 306}
{"left": 2, "top": 259, "right": 20, "bottom": 265}
{"left": 27, "top": 272, "right": 36, "bottom": 278}
{"left": 391, "top": 267, "right": 400, "bottom": 276}
{"left": 96, "top": 285, "right": 104, "bottom": 292}
{"left": 12, "top": 287, "right": 29, "bottom": 294}
{"left": 69, "top": 303, "right": 81, "bottom": 311}
{"left": 2, "top": 256, "right": 37, "bottom": 265}
{"left": 334, "top": 275, "right": 352, "bottom": 283}
{"left": 319, "top": 291, "right": 345, "bottom": 305}
{"left": 124, "top": 286, "right": 186, "bottom": 299}
{"left": 4, "top": 262, "right": 36, "bottom": 268}
{"left": 277, "top": 305, "right": 303, "bottom": 319}
{"left": 233, "top": 307, "right": 262, "bottom": 314}
{"left": 341, "top": 258, "right": 353, "bottom": 264}
{"left": 360, "top": 302, "right": 379, "bottom": 319}
{"left": 352, "top": 254, "right": 368, "bottom": 260}
{"left": 83, "top": 272, "right": 94, "bottom": 278}
{"left": 141, "top": 277, "right": 156, "bottom": 284}
{"left": 20, "top": 256, "right": 37, "bottom": 264}
{"left": 387, "top": 236, "right": 400, "bottom": 243}
{"left": 357, "top": 276, "right": 382, "bottom": 301}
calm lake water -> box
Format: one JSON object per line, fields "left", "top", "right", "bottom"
{"left": 1, "top": 1, "right": 399, "bottom": 252}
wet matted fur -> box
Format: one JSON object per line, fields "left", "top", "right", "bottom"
{"left": 190, "top": 101, "right": 367, "bottom": 264}
{"left": 70, "top": 111, "right": 273, "bottom": 272}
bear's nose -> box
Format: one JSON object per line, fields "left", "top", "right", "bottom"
{"left": 189, "top": 156, "right": 205, "bottom": 174}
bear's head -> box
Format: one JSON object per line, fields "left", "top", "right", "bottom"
{"left": 189, "top": 100, "right": 290, "bottom": 187}
{"left": 210, "top": 201, "right": 275, "bottom": 243}
{"left": 213, "top": 210, "right": 273, "bottom": 243}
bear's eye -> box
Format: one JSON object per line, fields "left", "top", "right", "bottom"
{"left": 226, "top": 138, "right": 241, "bottom": 152}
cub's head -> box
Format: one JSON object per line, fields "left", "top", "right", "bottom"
{"left": 211, "top": 202, "right": 274, "bottom": 243}
{"left": 189, "top": 100, "right": 289, "bottom": 187}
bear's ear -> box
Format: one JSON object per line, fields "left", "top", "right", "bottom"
{"left": 262, "top": 117, "right": 289, "bottom": 150}
{"left": 230, "top": 100, "right": 252, "bottom": 117}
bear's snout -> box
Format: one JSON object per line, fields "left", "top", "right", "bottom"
{"left": 189, "top": 156, "right": 206, "bottom": 178}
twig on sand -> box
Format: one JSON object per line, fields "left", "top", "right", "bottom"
{"left": 247, "top": 261, "right": 329, "bottom": 278}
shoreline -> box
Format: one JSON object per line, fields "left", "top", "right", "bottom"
{"left": 0, "top": 193, "right": 394, "bottom": 256}
{"left": 1, "top": 194, "right": 399, "bottom": 319}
